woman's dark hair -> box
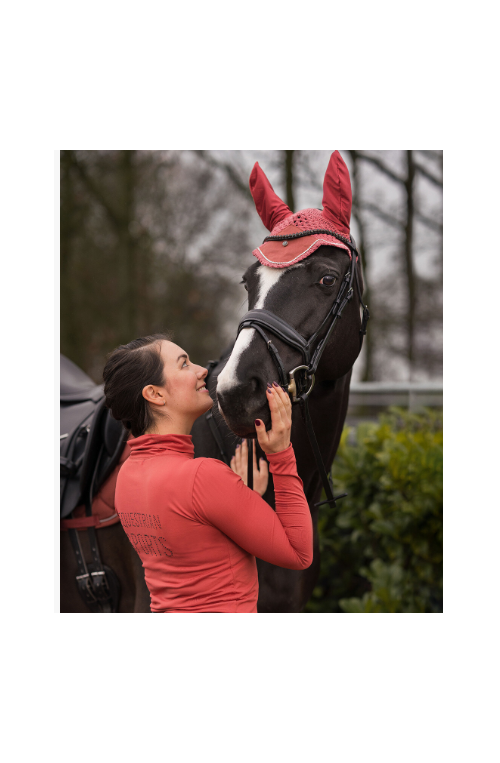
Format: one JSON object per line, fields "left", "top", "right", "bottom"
{"left": 103, "top": 333, "right": 172, "bottom": 437}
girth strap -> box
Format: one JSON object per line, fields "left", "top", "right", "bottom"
{"left": 68, "top": 444, "right": 120, "bottom": 613}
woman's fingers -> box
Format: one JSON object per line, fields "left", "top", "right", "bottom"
{"left": 254, "top": 457, "right": 269, "bottom": 496}
{"left": 232, "top": 437, "right": 270, "bottom": 494}
{"left": 231, "top": 441, "right": 248, "bottom": 484}
{"left": 256, "top": 383, "right": 292, "bottom": 455}
{"left": 255, "top": 421, "right": 268, "bottom": 449}
{"left": 274, "top": 383, "right": 292, "bottom": 426}
{"left": 273, "top": 384, "right": 290, "bottom": 430}
{"left": 268, "top": 384, "right": 285, "bottom": 429}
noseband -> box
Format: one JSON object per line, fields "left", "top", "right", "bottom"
{"left": 237, "top": 229, "right": 370, "bottom": 508}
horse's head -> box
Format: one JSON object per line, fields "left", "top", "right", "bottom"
{"left": 217, "top": 152, "right": 367, "bottom": 438}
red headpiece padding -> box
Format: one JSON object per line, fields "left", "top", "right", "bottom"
{"left": 322, "top": 150, "right": 352, "bottom": 235}
{"left": 250, "top": 152, "right": 353, "bottom": 268}
{"left": 249, "top": 162, "right": 293, "bottom": 232}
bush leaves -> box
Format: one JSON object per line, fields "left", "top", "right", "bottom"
{"left": 305, "top": 408, "right": 443, "bottom": 613}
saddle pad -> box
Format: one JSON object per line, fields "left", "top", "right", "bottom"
{"left": 62, "top": 441, "right": 131, "bottom": 531}
{"left": 60, "top": 353, "right": 104, "bottom": 403}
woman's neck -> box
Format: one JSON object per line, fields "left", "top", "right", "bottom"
{"left": 144, "top": 418, "right": 193, "bottom": 436}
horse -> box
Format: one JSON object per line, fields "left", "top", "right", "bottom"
{"left": 192, "top": 151, "right": 368, "bottom": 612}
{"left": 60, "top": 151, "right": 368, "bottom": 614}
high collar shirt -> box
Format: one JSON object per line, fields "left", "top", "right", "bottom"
{"left": 115, "top": 433, "right": 313, "bottom": 613}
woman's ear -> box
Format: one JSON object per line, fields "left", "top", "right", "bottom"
{"left": 142, "top": 385, "right": 165, "bottom": 406}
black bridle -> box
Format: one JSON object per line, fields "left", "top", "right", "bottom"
{"left": 237, "top": 229, "right": 369, "bottom": 508}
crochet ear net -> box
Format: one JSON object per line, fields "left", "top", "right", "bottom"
{"left": 321, "top": 150, "right": 352, "bottom": 236}
{"left": 249, "top": 152, "right": 352, "bottom": 237}
{"left": 249, "top": 163, "right": 292, "bottom": 232}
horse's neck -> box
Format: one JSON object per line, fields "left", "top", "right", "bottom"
{"left": 291, "top": 370, "right": 352, "bottom": 500}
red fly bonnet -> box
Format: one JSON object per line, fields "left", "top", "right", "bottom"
{"left": 250, "top": 151, "right": 353, "bottom": 268}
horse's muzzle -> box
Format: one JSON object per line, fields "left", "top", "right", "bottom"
{"left": 216, "top": 387, "right": 271, "bottom": 439}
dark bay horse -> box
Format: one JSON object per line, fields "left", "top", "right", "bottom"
{"left": 191, "top": 246, "right": 365, "bottom": 612}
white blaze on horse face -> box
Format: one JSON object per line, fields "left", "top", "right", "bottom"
{"left": 217, "top": 266, "right": 286, "bottom": 395}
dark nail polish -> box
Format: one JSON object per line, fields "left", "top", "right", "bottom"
{"left": 255, "top": 419, "right": 262, "bottom": 426}
{"left": 266, "top": 382, "right": 272, "bottom": 389}
{"left": 273, "top": 381, "right": 280, "bottom": 387}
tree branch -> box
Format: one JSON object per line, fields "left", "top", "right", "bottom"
{"left": 418, "top": 150, "right": 443, "bottom": 163}
{"left": 415, "top": 211, "right": 443, "bottom": 233}
{"left": 356, "top": 200, "right": 403, "bottom": 229}
{"left": 414, "top": 161, "right": 443, "bottom": 189}
{"left": 351, "top": 151, "right": 405, "bottom": 185}
{"left": 193, "top": 150, "right": 251, "bottom": 198}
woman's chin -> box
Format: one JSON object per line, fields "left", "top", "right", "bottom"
{"left": 198, "top": 393, "right": 213, "bottom": 414}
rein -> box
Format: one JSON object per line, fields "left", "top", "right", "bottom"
{"left": 237, "top": 230, "right": 370, "bottom": 509}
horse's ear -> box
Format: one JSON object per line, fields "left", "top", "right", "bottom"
{"left": 249, "top": 162, "right": 292, "bottom": 232}
{"left": 322, "top": 151, "right": 352, "bottom": 235}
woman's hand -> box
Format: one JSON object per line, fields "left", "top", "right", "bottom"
{"left": 255, "top": 382, "right": 292, "bottom": 455}
{"left": 230, "top": 439, "right": 269, "bottom": 496}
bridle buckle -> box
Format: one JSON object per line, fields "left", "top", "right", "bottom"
{"left": 288, "top": 365, "right": 315, "bottom": 403}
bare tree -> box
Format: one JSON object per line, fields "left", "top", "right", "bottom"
{"left": 60, "top": 151, "right": 253, "bottom": 380}
{"left": 351, "top": 149, "right": 442, "bottom": 380}
{"left": 346, "top": 150, "right": 373, "bottom": 381}
{"left": 284, "top": 150, "right": 296, "bottom": 211}
{"left": 403, "top": 150, "right": 416, "bottom": 378}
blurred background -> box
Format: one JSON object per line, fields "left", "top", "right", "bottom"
{"left": 60, "top": 150, "right": 443, "bottom": 612}
{"left": 60, "top": 150, "right": 442, "bottom": 386}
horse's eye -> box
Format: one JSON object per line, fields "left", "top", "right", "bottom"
{"left": 319, "top": 275, "right": 336, "bottom": 287}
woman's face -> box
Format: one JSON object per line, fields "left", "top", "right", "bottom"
{"left": 157, "top": 340, "right": 213, "bottom": 418}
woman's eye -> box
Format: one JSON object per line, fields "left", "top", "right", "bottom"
{"left": 319, "top": 275, "right": 336, "bottom": 286}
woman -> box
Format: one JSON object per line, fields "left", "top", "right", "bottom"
{"left": 103, "top": 333, "right": 313, "bottom": 613}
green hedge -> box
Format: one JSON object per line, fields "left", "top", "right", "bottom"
{"left": 305, "top": 408, "right": 443, "bottom": 613}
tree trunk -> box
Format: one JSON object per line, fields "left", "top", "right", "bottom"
{"left": 348, "top": 150, "right": 373, "bottom": 381}
{"left": 60, "top": 151, "right": 81, "bottom": 365}
{"left": 284, "top": 150, "right": 295, "bottom": 212}
{"left": 403, "top": 150, "right": 416, "bottom": 380}
{"left": 119, "top": 150, "right": 136, "bottom": 340}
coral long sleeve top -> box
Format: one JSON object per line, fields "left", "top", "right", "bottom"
{"left": 114, "top": 434, "right": 313, "bottom": 613}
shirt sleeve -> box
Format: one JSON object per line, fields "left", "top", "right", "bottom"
{"left": 191, "top": 444, "right": 313, "bottom": 570}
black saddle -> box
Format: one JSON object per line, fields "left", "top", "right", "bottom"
{"left": 60, "top": 355, "right": 128, "bottom": 519}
